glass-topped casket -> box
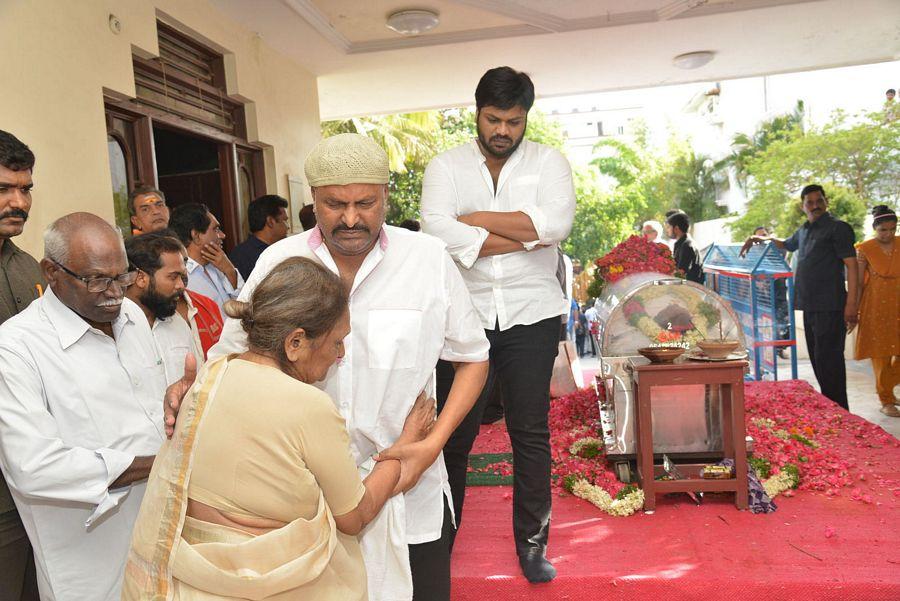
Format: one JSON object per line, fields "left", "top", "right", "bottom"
{"left": 593, "top": 273, "right": 745, "bottom": 471}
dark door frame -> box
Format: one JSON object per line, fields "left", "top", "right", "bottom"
{"left": 104, "top": 96, "right": 266, "bottom": 249}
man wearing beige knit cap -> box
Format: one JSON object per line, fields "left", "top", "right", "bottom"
{"left": 200, "top": 133, "right": 490, "bottom": 601}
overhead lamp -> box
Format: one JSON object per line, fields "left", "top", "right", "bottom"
{"left": 673, "top": 51, "right": 715, "bottom": 70}
{"left": 386, "top": 9, "right": 440, "bottom": 36}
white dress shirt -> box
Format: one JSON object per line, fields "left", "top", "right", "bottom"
{"left": 150, "top": 312, "right": 204, "bottom": 385}
{"left": 209, "top": 225, "right": 489, "bottom": 601}
{"left": 421, "top": 139, "right": 576, "bottom": 330}
{"left": 0, "top": 289, "right": 167, "bottom": 601}
{"left": 185, "top": 257, "right": 243, "bottom": 316}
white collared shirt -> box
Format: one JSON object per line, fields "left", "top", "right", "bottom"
{"left": 0, "top": 289, "right": 167, "bottom": 601}
{"left": 150, "top": 311, "right": 205, "bottom": 385}
{"left": 421, "top": 139, "right": 576, "bottom": 330}
{"left": 185, "top": 257, "right": 243, "bottom": 316}
{"left": 209, "top": 225, "right": 489, "bottom": 601}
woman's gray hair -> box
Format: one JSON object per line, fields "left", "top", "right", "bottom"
{"left": 224, "top": 257, "right": 348, "bottom": 367}
{"left": 43, "top": 213, "right": 125, "bottom": 264}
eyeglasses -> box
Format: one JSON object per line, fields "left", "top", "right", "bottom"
{"left": 52, "top": 260, "right": 138, "bottom": 293}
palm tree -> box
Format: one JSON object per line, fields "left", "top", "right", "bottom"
{"left": 723, "top": 100, "right": 805, "bottom": 190}
{"left": 321, "top": 112, "right": 441, "bottom": 173}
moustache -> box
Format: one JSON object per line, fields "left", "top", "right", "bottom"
{"left": 490, "top": 135, "right": 512, "bottom": 145}
{"left": 0, "top": 208, "right": 29, "bottom": 221}
{"left": 332, "top": 225, "right": 370, "bottom": 235}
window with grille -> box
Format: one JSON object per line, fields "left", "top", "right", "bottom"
{"left": 132, "top": 22, "right": 243, "bottom": 135}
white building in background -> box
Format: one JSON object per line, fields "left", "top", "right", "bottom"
{"left": 544, "top": 104, "right": 644, "bottom": 166}
{"left": 539, "top": 59, "right": 900, "bottom": 237}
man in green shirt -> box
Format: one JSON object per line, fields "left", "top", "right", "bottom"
{"left": 0, "top": 130, "right": 42, "bottom": 601}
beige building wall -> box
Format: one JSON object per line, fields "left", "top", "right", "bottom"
{"left": 0, "top": 0, "right": 321, "bottom": 256}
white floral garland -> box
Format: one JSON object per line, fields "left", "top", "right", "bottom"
{"left": 763, "top": 471, "right": 797, "bottom": 498}
{"left": 570, "top": 479, "right": 645, "bottom": 517}
{"left": 628, "top": 286, "right": 714, "bottom": 346}
{"left": 569, "top": 437, "right": 605, "bottom": 457}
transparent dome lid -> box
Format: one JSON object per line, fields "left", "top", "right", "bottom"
{"left": 594, "top": 273, "right": 745, "bottom": 356}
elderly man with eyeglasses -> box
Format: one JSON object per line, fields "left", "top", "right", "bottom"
{"left": 0, "top": 212, "right": 167, "bottom": 601}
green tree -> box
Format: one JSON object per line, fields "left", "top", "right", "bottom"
{"left": 732, "top": 109, "right": 899, "bottom": 240}
{"left": 561, "top": 169, "right": 638, "bottom": 264}
{"left": 724, "top": 100, "right": 805, "bottom": 190}
{"left": 659, "top": 150, "right": 727, "bottom": 222}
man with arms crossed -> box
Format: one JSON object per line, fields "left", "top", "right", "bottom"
{"left": 421, "top": 66, "right": 576, "bottom": 583}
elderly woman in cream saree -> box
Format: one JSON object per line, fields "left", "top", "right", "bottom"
{"left": 122, "top": 258, "right": 430, "bottom": 600}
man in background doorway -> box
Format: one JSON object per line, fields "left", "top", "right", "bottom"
{"left": 129, "top": 185, "right": 170, "bottom": 234}
{"left": 228, "top": 194, "right": 289, "bottom": 280}
{"left": 298, "top": 203, "right": 317, "bottom": 231}
{"left": 169, "top": 203, "right": 243, "bottom": 315}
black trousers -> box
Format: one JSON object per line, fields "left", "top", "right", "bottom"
{"left": 803, "top": 310, "right": 849, "bottom": 410}
{"left": 408, "top": 498, "right": 453, "bottom": 601}
{"left": 437, "top": 316, "right": 560, "bottom": 556}
{"left": 0, "top": 510, "right": 39, "bottom": 601}
{"left": 575, "top": 331, "right": 586, "bottom": 356}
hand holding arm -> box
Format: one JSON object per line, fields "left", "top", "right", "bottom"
{"left": 376, "top": 361, "right": 488, "bottom": 494}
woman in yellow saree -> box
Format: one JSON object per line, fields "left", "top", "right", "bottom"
{"left": 855, "top": 205, "right": 900, "bottom": 417}
{"left": 123, "top": 257, "right": 432, "bottom": 599}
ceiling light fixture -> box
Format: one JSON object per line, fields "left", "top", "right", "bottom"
{"left": 673, "top": 51, "right": 716, "bottom": 70}
{"left": 386, "top": 9, "right": 440, "bottom": 36}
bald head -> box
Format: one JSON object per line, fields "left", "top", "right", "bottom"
{"left": 44, "top": 212, "right": 124, "bottom": 264}
{"left": 42, "top": 213, "right": 132, "bottom": 325}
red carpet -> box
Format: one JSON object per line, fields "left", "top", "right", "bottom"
{"left": 452, "top": 382, "right": 900, "bottom": 600}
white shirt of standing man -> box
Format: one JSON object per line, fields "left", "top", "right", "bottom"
{"left": 0, "top": 214, "right": 166, "bottom": 601}
{"left": 203, "top": 133, "right": 490, "bottom": 601}
{"left": 420, "top": 137, "right": 576, "bottom": 330}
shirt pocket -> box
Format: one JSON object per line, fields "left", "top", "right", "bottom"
{"left": 162, "top": 345, "right": 191, "bottom": 383}
{"left": 366, "top": 309, "right": 423, "bottom": 370}
{"left": 507, "top": 175, "right": 539, "bottom": 210}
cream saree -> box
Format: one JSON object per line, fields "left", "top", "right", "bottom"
{"left": 122, "top": 356, "right": 366, "bottom": 600}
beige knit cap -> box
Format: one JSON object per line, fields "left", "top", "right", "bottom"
{"left": 304, "top": 133, "right": 390, "bottom": 187}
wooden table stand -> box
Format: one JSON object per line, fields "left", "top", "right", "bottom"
{"left": 628, "top": 357, "right": 750, "bottom": 512}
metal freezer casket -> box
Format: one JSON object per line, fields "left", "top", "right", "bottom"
{"left": 593, "top": 273, "right": 745, "bottom": 459}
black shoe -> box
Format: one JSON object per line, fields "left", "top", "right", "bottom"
{"left": 518, "top": 548, "right": 557, "bottom": 583}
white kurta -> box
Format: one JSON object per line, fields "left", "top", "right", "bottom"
{"left": 209, "top": 225, "right": 489, "bottom": 601}
{"left": 0, "top": 290, "right": 167, "bottom": 601}
{"left": 421, "top": 139, "right": 576, "bottom": 330}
